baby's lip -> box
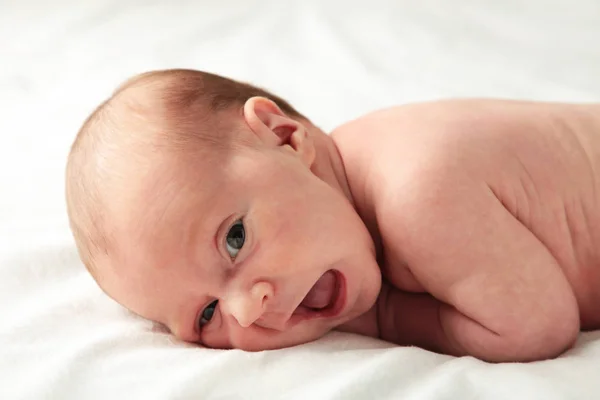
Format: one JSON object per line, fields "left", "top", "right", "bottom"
{"left": 291, "top": 270, "right": 346, "bottom": 322}
{"left": 255, "top": 271, "right": 346, "bottom": 331}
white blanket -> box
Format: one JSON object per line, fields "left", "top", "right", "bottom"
{"left": 1, "top": 1, "right": 599, "bottom": 399}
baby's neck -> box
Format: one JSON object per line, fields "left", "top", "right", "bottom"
{"left": 328, "top": 122, "right": 384, "bottom": 262}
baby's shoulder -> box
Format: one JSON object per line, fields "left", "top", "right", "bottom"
{"left": 333, "top": 101, "right": 501, "bottom": 237}
{"left": 332, "top": 99, "right": 498, "bottom": 155}
{"left": 332, "top": 100, "right": 499, "bottom": 184}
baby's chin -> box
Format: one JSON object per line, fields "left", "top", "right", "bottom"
{"left": 237, "top": 329, "right": 335, "bottom": 352}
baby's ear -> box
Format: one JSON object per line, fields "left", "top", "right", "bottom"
{"left": 243, "top": 97, "right": 315, "bottom": 167}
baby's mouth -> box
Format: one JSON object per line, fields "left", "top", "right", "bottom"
{"left": 293, "top": 270, "right": 344, "bottom": 318}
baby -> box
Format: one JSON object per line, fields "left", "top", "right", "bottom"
{"left": 66, "top": 69, "right": 600, "bottom": 363}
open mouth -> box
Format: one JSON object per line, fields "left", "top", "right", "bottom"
{"left": 293, "top": 270, "right": 346, "bottom": 320}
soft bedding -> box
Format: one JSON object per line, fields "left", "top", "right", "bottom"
{"left": 1, "top": 1, "right": 600, "bottom": 399}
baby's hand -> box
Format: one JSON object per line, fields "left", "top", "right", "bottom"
{"left": 377, "top": 281, "right": 452, "bottom": 355}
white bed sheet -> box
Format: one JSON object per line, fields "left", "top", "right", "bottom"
{"left": 1, "top": 0, "right": 600, "bottom": 399}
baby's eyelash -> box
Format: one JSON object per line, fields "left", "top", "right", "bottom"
{"left": 224, "top": 219, "right": 245, "bottom": 260}
{"left": 197, "top": 299, "right": 219, "bottom": 330}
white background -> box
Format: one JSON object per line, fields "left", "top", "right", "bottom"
{"left": 1, "top": 1, "right": 600, "bottom": 399}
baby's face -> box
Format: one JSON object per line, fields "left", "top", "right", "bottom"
{"left": 102, "top": 142, "right": 381, "bottom": 351}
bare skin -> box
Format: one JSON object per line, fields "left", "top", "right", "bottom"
{"left": 94, "top": 91, "right": 600, "bottom": 362}
{"left": 97, "top": 96, "right": 383, "bottom": 351}
{"left": 333, "top": 99, "right": 600, "bottom": 361}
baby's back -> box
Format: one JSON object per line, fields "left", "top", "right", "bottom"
{"left": 333, "top": 99, "right": 600, "bottom": 329}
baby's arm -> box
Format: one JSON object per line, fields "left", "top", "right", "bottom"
{"left": 383, "top": 168, "right": 580, "bottom": 362}
{"left": 377, "top": 281, "right": 455, "bottom": 355}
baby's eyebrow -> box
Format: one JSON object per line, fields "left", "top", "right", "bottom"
{"left": 163, "top": 303, "right": 197, "bottom": 343}
{"left": 150, "top": 321, "right": 171, "bottom": 334}
{"left": 168, "top": 318, "right": 195, "bottom": 342}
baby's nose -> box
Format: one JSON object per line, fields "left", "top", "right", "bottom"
{"left": 227, "top": 281, "right": 274, "bottom": 328}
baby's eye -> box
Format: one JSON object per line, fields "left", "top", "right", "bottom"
{"left": 199, "top": 300, "right": 218, "bottom": 328}
{"left": 225, "top": 219, "right": 245, "bottom": 259}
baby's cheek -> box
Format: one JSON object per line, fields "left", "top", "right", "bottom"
{"left": 223, "top": 326, "right": 268, "bottom": 351}
{"left": 200, "top": 311, "right": 229, "bottom": 349}
{"left": 202, "top": 329, "right": 232, "bottom": 350}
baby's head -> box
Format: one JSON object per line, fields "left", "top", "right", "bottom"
{"left": 66, "top": 69, "right": 381, "bottom": 350}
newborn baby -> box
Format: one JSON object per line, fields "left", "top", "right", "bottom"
{"left": 66, "top": 69, "right": 600, "bottom": 362}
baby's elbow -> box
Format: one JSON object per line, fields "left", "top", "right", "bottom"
{"left": 505, "top": 305, "right": 579, "bottom": 362}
